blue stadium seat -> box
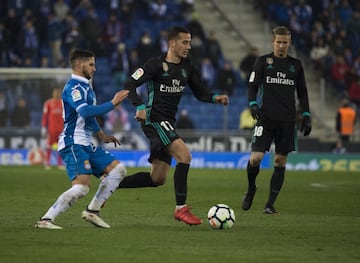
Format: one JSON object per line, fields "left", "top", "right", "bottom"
{"left": 30, "top": 111, "right": 43, "bottom": 129}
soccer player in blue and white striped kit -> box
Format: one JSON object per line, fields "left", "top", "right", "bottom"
{"left": 35, "top": 50, "right": 129, "bottom": 229}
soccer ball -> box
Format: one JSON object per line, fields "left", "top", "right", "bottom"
{"left": 207, "top": 204, "right": 235, "bottom": 230}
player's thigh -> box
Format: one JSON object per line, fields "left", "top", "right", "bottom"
{"left": 251, "top": 120, "right": 273, "bottom": 152}
{"left": 89, "top": 145, "right": 117, "bottom": 177}
{"left": 143, "top": 121, "right": 179, "bottom": 144}
{"left": 59, "top": 145, "right": 94, "bottom": 181}
{"left": 142, "top": 123, "right": 174, "bottom": 164}
{"left": 167, "top": 138, "right": 191, "bottom": 163}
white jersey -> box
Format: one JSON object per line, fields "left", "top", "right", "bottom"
{"left": 58, "top": 74, "right": 98, "bottom": 151}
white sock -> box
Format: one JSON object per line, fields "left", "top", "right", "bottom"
{"left": 88, "top": 163, "right": 126, "bottom": 211}
{"left": 41, "top": 184, "right": 89, "bottom": 221}
{"left": 176, "top": 205, "right": 186, "bottom": 210}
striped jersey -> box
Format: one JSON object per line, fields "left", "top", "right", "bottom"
{"left": 58, "top": 74, "right": 99, "bottom": 150}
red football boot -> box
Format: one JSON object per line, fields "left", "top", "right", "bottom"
{"left": 174, "top": 205, "right": 202, "bottom": 225}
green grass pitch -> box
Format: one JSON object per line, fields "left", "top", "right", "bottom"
{"left": 0, "top": 166, "right": 359, "bottom": 263}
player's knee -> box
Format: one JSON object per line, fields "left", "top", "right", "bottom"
{"left": 249, "top": 157, "right": 261, "bottom": 167}
{"left": 274, "top": 155, "right": 287, "bottom": 167}
{"left": 109, "top": 163, "right": 127, "bottom": 180}
{"left": 151, "top": 174, "right": 166, "bottom": 186}
{"left": 74, "top": 184, "right": 89, "bottom": 198}
{"left": 177, "top": 151, "right": 192, "bottom": 164}
{"left": 184, "top": 152, "right": 192, "bottom": 163}
{"left": 154, "top": 178, "right": 166, "bottom": 186}
{"left": 249, "top": 152, "right": 263, "bottom": 166}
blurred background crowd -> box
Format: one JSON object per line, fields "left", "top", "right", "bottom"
{"left": 256, "top": 0, "right": 360, "bottom": 106}
{"left": 0, "top": 0, "right": 359, "bottom": 137}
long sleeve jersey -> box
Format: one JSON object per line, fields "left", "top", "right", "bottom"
{"left": 58, "top": 74, "right": 113, "bottom": 150}
{"left": 124, "top": 54, "right": 217, "bottom": 124}
{"left": 248, "top": 53, "right": 310, "bottom": 121}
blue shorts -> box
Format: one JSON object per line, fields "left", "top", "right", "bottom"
{"left": 59, "top": 144, "right": 116, "bottom": 181}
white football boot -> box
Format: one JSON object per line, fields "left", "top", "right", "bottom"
{"left": 35, "top": 219, "right": 63, "bottom": 230}
{"left": 81, "top": 210, "right": 110, "bottom": 228}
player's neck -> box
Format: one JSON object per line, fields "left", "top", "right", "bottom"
{"left": 273, "top": 52, "right": 288, "bottom": 58}
{"left": 165, "top": 52, "right": 181, "bottom": 64}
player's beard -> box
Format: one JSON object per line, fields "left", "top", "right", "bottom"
{"left": 83, "top": 68, "right": 93, "bottom": 80}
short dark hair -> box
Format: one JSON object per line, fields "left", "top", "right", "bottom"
{"left": 70, "top": 49, "right": 95, "bottom": 65}
{"left": 272, "top": 26, "right": 291, "bottom": 37}
{"left": 167, "top": 26, "right": 190, "bottom": 41}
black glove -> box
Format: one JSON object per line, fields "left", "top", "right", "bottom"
{"left": 249, "top": 103, "right": 261, "bottom": 120}
{"left": 300, "top": 115, "right": 312, "bottom": 136}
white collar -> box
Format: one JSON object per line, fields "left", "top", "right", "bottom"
{"left": 71, "top": 74, "right": 90, "bottom": 84}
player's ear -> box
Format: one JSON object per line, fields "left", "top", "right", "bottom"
{"left": 74, "top": 59, "right": 81, "bottom": 69}
{"left": 169, "top": 39, "right": 175, "bottom": 48}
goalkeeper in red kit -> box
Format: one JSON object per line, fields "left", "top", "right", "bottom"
{"left": 41, "top": 87, "right": 64, "bottom": 169}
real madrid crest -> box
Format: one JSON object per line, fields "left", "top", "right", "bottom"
{"left": 181, "top": 68, "right": 187, "bottom": 78}
{"left": 289, "top": 65, "right": 295, "bottom": 73}
{"left": 266, "top": 57, "right": 273, "bottom": 65}
{"left": 162, "top": 62, "right": 169, "bottom": 73}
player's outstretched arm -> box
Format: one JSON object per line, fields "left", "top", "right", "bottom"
{"left": 111, "top": 90, "right": 129, "bottom": 106}
{"left": 78, "top": 90, "right": 129, "bottom": 119}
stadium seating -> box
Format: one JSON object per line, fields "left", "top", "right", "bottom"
{"left": 0, "top": 0, "right": 245, "bottom": 131}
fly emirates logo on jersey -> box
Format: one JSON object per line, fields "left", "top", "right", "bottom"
{"left": 266, "top": 72, "right": 294, "bottom": 86}
{"left": 160, "top": 79, "right": 185, "bottom": 93}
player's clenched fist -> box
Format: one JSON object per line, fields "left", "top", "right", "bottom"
{"left": 111, "top": 90, "right": 129, "bottom": 106}
{"left": 214, "top": 95, "right": 229, "bottom": 105}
